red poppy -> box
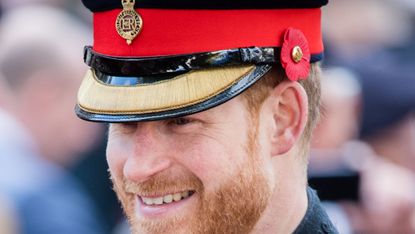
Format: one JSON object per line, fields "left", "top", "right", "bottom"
{"left": 280, "top": 28, "right": 311, "bottom": 81}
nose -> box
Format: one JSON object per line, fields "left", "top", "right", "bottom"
{"left": 123, "top": 123, "right": 172, "bottom": 183}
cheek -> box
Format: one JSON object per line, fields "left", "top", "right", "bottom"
{"left": 179, "top": 135, "right": 247, "bottom": 189}
{"left": 106, "top": 133, "right": 130, "bottom": 179}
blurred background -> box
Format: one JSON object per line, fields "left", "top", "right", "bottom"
{"left": 0, "top": 0, "right": 414, "bottom": 233}
{"left": 310, "top": 0, "right": 415, "bottom": 233}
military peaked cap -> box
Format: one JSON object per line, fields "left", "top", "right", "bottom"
{"left": 76, "top": 0, "right": 328, "bottom": 122}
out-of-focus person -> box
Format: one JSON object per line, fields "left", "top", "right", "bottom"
{"left": 310, "top": 59, "right": 415, "bottom": 233}
{"left": 1, "top": 0, "right": 91, "bottom": 24}
{"left": 311, "top": 67, "right": 362, "bottom": 167}
{"left": 315, "top": 0, "right": 415, "bottom": 233}
{"left": 351, "top": 48, "right": 415, "bottom": 233}
{"left": 0, "top": 5, "right": 105, "bottom": 234}
{"left": 0, "top": 195, "right": 18, "bottom": 234}
{"left": 323, "top": 0, "right": 413, "bottom": 63}
{"left": 2, "top": 0, "right": 65, "bottom": 11}
{"left": 357, "top": 52, "right": 415, "bottom": 172}
{"left": 308, "top": 67, "right": 363, "bottom": 234}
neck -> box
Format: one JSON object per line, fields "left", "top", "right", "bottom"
{"left": 251, "top": 154, "right": 308, "bottom": 234}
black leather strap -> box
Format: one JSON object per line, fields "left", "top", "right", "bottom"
{"left": 94, "top": 69, "right": 184, "bottom": 86}
{"left": 84, "top": 46, "right": 277, "bottom": 76}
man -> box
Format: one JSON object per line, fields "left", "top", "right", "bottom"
{"left": 76, "top": 0, "right": 337, "bottom": 233}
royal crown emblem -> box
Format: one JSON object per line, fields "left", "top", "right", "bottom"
{"left": 115, "top": 0, "right": 143, "bottom": 45}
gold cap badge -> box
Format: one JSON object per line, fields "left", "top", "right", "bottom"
{"left": 115, "top": 0, "right": 143, "bottom": 45}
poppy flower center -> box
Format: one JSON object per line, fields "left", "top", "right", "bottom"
{"left": 291, "top": 46, "right": 303, "bottom": 63}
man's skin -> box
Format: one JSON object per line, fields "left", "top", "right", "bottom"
{"left": 106, "top": 80, "right": 310, "bottom": 233}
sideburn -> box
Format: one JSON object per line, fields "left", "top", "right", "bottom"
{"left": 193, "top": 115, "right": 272, "bottom": 234}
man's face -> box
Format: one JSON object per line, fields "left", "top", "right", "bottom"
{"left": 106, "top": 97, "right": 274, "bottom": 234}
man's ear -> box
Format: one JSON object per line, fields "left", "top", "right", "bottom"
{"left": 268, "top": 81, "right": 308, "bottom": 156}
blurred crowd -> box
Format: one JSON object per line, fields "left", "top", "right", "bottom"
{"left": 310, "top": 0, "right": 415, "bottom": 233}
{"left": 0, "top": 1, "right": 121, "bottom": 234}
{"left": 0, "top": 0, "right": 414, "bottom": 234}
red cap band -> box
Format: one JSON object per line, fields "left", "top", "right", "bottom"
{"left": 93, "top": 9, "right": 323, "bottom": 57}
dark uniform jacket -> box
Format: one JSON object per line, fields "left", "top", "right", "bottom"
{"left": 293, "top": 187, "right": 339, "bottom": 234}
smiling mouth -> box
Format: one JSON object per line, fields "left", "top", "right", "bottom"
{"left": 140, "top": 190, "right": 196, "bottom": 206}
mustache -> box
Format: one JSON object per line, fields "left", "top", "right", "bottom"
{"left": 123, "top": 172, "right": 203, "bottom": 197}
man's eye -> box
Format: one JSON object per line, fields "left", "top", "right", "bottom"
{"left": 169, "top": 117, "right": 194, "bottom": 126}
{"left": 114, "top": 122, "right": 137, "bottom": 134}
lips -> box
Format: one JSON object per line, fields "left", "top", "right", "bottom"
{"left": 140, "top": 190, "right": 195, "bottom": 206}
